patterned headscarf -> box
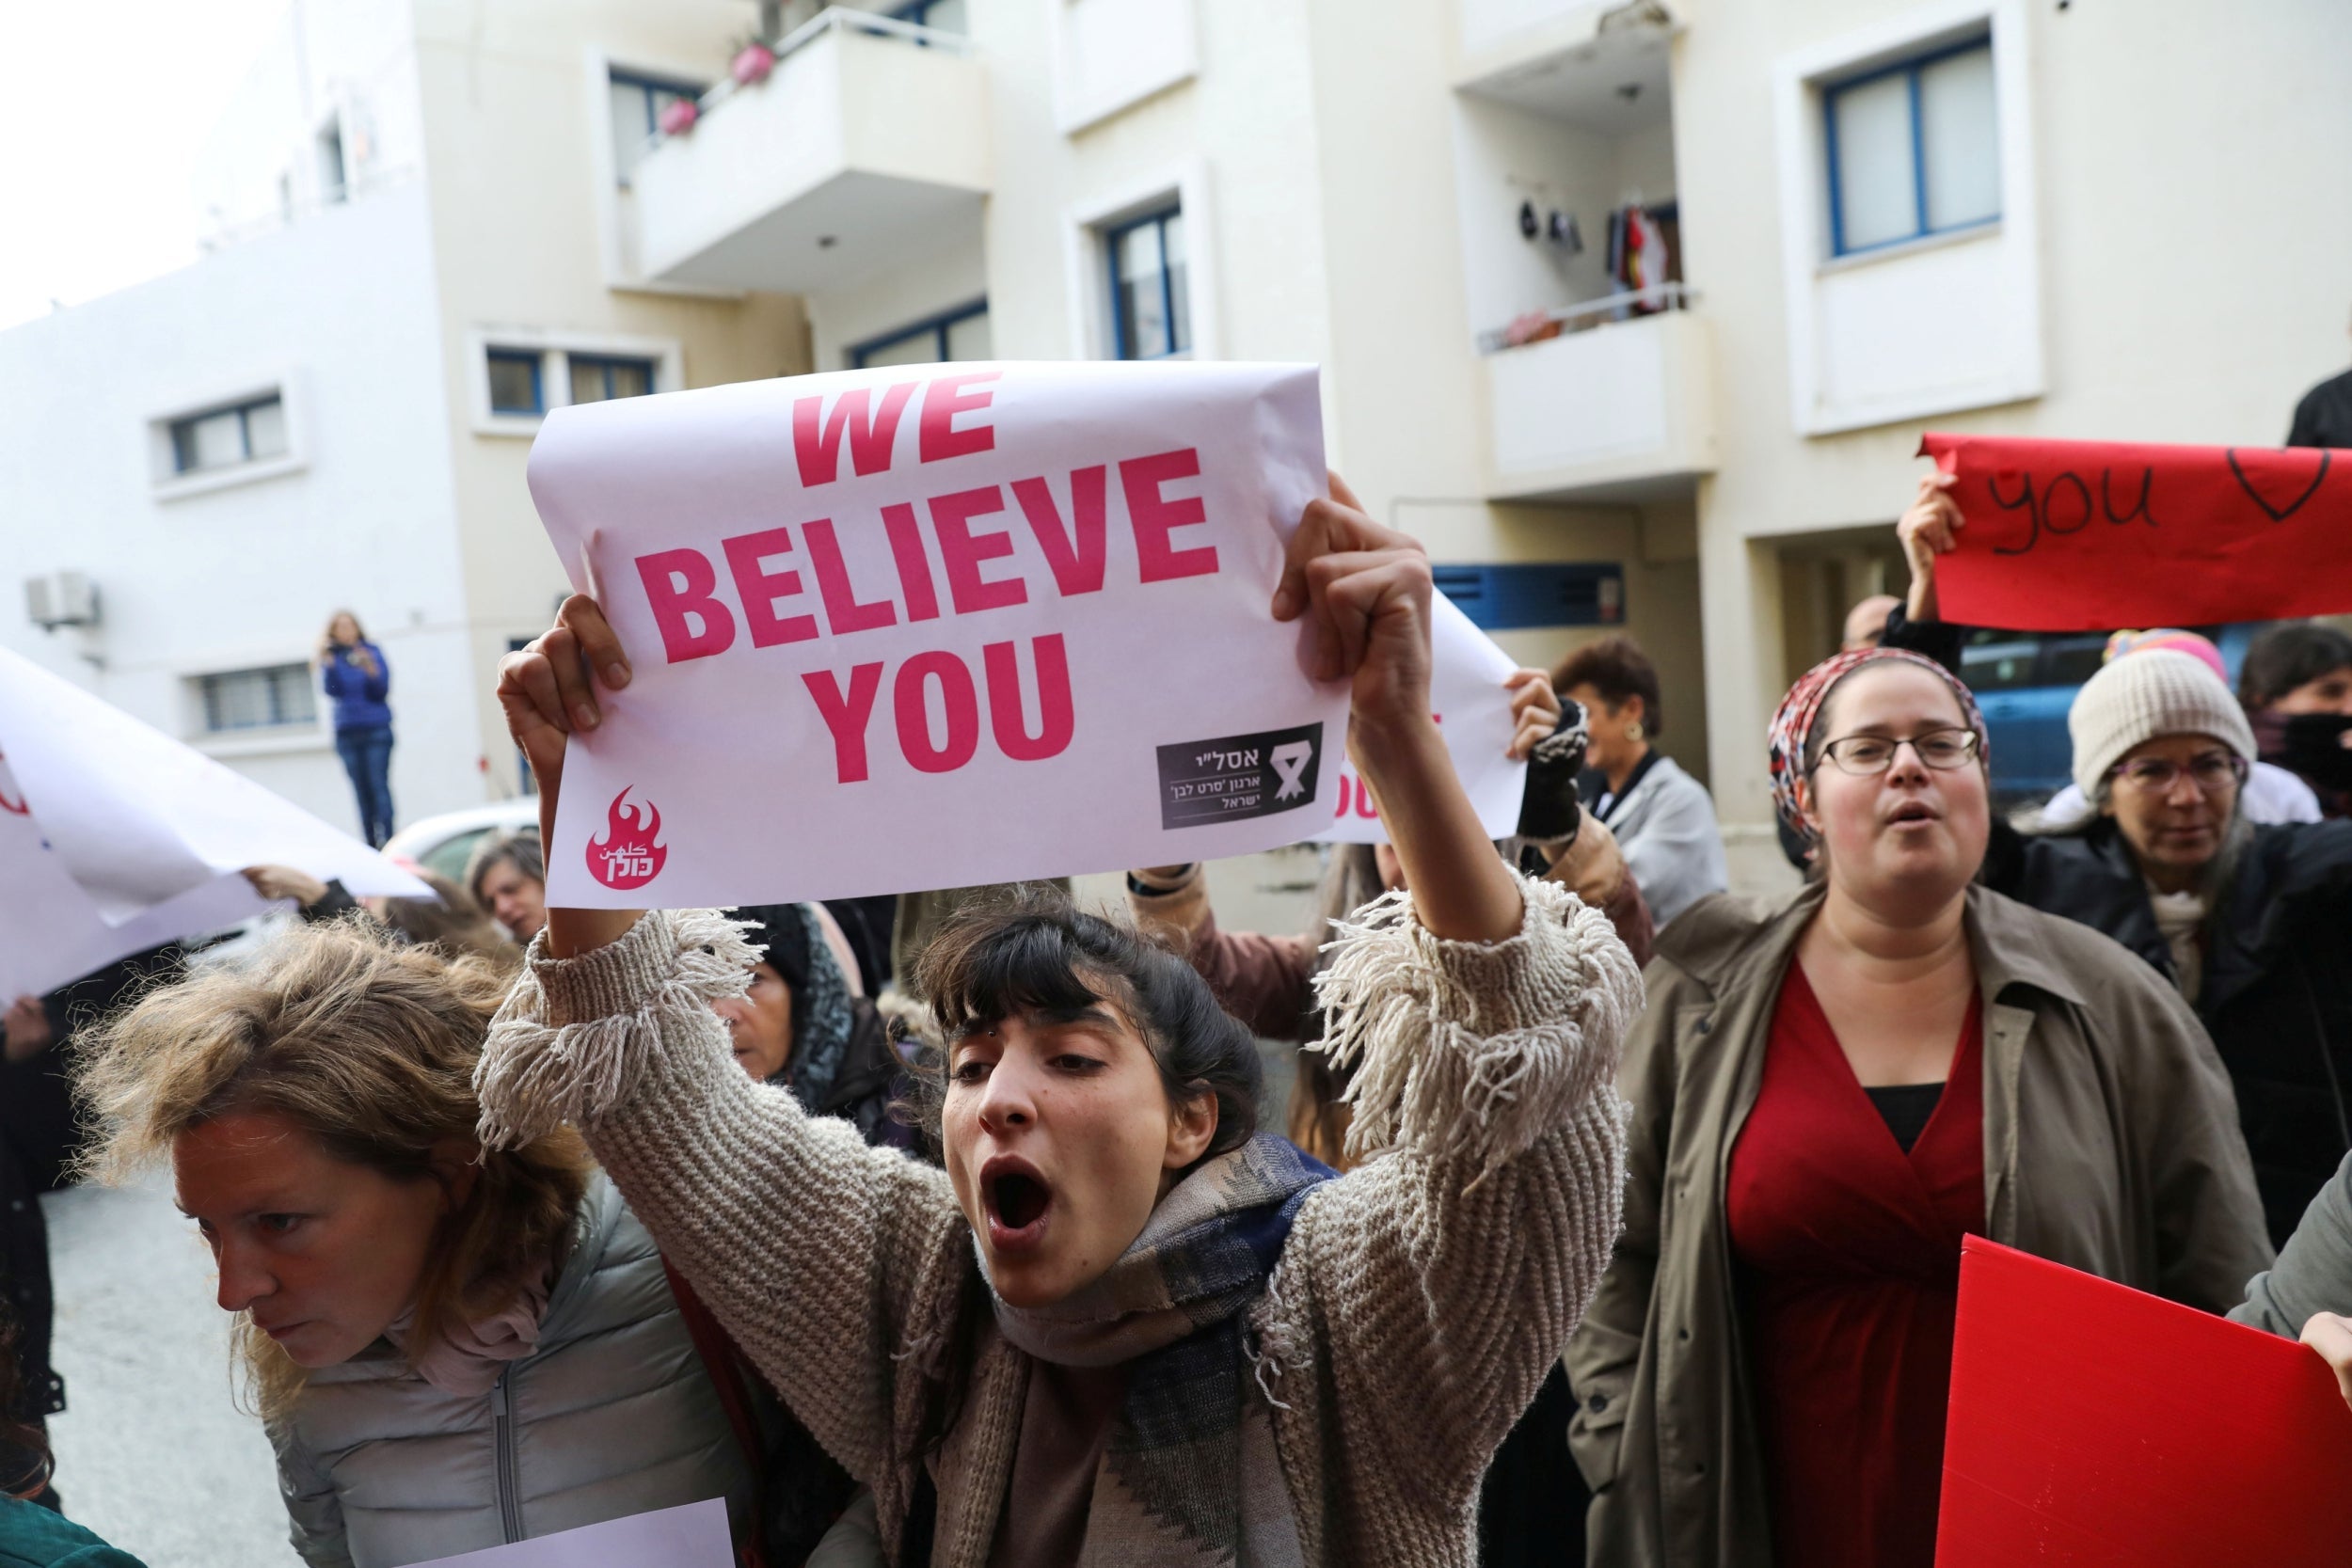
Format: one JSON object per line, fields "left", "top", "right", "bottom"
{"left": 1767, "top": 647, "right": 1991, "bottom": 847}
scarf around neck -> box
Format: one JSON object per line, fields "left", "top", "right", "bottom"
{"left": 985, "top": 1132, "right": 1334, "bottom": 1564}
{"left": 384, "top": 1263, "right": 554, "bottom": 1397}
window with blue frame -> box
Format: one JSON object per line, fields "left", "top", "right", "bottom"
{"left": 1824, "top": 38, "right": 1999, "bottom": 257}
{"left": 850, "top": 301, "right": 992, "bottom": 369}
{"left": 891, "top": 0, "right": 968, "bottom": 34}
{"left": 568, "top": 354, "right": 657, "bottom": 404}
{"left": 1106, "top": 207, "right": 1190, "bottom": 360}
{"left": 486, "top": 350, "right": 545, "bottom": 416}
{"left": 609, "top": 68, "right": 705, "bottom": 186}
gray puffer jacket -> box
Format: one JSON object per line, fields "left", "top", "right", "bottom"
{"left": 268, "top": 1174, "right": 756, "bottom": 1568}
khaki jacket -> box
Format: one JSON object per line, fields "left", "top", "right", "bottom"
{"left": 1566, "top": 882, "right": 2271, "bottom": 1568}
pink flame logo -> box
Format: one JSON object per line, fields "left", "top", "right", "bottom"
{"left": 587, "top": 787, "right": 667, "bottom": 890}
{"left": 0, "top": 752, "right": 28, "bottom": 816}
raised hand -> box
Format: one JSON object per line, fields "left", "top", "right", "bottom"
{"left": 1274, "top": 474, "right": 1521, "bottom": 943}
{"left": 494, "top": 594, "right": 637, "bottom": 957}
{"left": 1504, "top": 669, "right": 1563, "bottom": 762}
{"left": 1899, "top": 470, "right": 1964, "bottom": 624}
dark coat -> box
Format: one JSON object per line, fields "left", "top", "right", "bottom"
{"left": 1984, "top": 816, "right": 2352, "bottom": 1248}
{"left": 1569, "top": 881, "right": 2268, "bottom": 1568}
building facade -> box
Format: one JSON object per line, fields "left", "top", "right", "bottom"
{"left": 6, "top": 0, "right": 2346, "bottom": 889}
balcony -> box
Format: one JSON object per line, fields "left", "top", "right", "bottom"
{"left": 632, "top": 8, "right": 990, "bottom": 293}
{"left": 1482, "top": 290, "right": 1716, "bottom": 502}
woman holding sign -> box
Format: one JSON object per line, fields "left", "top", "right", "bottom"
{"left": 1905, "top": 483, "right": 2352, "bottom": 1249}
{"left": 477, "top": 488, "right": 1644, "bottom": 1566}
{"left": 1569, "top": 644, "right": 2268, "bottom": 1568}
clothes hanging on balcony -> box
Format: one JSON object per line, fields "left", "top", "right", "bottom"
{"left": 1603, "top": 201, "right": 1682, "bottom": 314}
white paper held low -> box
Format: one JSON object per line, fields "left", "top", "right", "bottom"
{"left": 406, "top": 1497, "right": 734, "bottom": 1568}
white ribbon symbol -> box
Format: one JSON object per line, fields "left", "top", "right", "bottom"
{"left": 1270, "top": 739, "right": 1314, "bottom": 800}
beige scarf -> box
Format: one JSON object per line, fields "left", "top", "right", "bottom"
{"left": 385, "top": 1267, "right": 554, "bottom": 1397}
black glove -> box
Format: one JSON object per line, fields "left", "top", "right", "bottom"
{"left": 1516, "top": 698, "right": 1588, "bottom": 842}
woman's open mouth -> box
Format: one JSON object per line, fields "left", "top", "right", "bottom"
{"left": 979, "top": 1154, "right": 1055, "bottom": 1254}
{"left": 1886, "top": 800, "right": 1940, "bottom": 827}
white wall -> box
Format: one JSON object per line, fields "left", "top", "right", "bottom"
{"left": 807, "top": 240, "right": 990, "bottom": 371}
{"left": 1676, "top": 0, "right": 2352, "bottom": 832}
{"left": 0, "top": 183, "right": 481, "bottom": 838}
{"left": 194, "top": 0, "right": 430, "bottom": 238}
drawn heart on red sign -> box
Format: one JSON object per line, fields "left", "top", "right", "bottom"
{"left": 2227, "top": 447, "right": 2332, "bottom": 523}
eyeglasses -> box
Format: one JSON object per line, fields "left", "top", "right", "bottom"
{"left": 1815, "top": 728, "right": 1982, "bottom": 776}
{"left": 2110, "top": 752, "right": 2248, "bottom": 796}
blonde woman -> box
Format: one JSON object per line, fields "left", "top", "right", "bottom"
{"left": 317, "top": 610, "right": 395, "bottom": 847}
{"left": 74, "top": 923, "right": 869, "bottom": 1568}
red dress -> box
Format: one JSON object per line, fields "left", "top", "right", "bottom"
{"left": 1725, "top": 961, "right": 1985, "bottom": 1568}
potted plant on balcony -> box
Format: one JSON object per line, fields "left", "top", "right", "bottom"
{"left": 731, "top": 39, "right": 776, "bottom": 86}
{"left": 659, "top": 96, "right": 700, "bottom": 136}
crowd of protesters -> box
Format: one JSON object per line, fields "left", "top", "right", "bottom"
{"left": 10, "top": 433, "right": 2352, "bottom": 1568}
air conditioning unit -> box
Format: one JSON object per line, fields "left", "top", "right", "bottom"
{"left": 24, "top": 571, "right": 100, "bottom": 629}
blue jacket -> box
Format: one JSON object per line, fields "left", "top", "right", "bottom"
{"left": 320, "top": 643, "right": 391, "bottom": 732}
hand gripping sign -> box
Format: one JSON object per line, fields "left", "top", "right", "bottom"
{"left": 1317, "top": 590, "right": 1527, "bottom": 845}
{"left": 1920, "top": 433, "right": 2352, "bottom": 631}
{"left": 527, "top": 361, "right": 1346, "bottom": 908}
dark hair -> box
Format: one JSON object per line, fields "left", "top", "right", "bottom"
{"left": 463, "top": 829, "right": 545, "bottom": 909}
{"left": 0, "top": 1312, "right": 51, "bottom": 1500}
{"left": 906, "top": 892, "right": 1262, "bottom": 1164}
{"left": 1554, "top": 636, "right": 1664, "bottom": 737}
{"left": 2239, "top": 624, "right": 2352, "bottom": 709}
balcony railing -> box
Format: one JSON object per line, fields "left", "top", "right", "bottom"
{"left": 1482, "top": 300, "right": 1716, "bottom": 502}
{"left": 630, "top": 6, "right": 989, "bottom": 293}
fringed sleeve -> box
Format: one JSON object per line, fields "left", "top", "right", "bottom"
{"left": 472, "top": 911, "right": 967, "bottom": 1560}
{"left": 1256, "top": 876, "right": 1640, "bottom": 1546}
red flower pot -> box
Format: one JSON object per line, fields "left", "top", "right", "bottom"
{"left": 659, "top": 97, "right": 700, "bottom": 136}
{"left": 731, "top": 43, "right": 776, "bottom": 86}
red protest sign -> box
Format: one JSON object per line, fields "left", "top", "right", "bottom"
{"left": 1935, "top": 1237, "right": 2352, "bottom": 1568}
{"left": 1919, "top": 433, "right": 2351, "bottom": 630}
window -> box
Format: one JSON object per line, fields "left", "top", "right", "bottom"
{"left": 169, "top": 394, "right": 288, "bottom": 475}
{"left": 487, "top": 351, "right": 545, "bottom": 416}
{"left": 609, "top": 69, "right": 705, "bottom": 187}
{"left": 1106, "top": 207, "right": 1189, "bottom": 359}
{"left": 199, "top": 664, "right": 317, "bottom": 734}
{"left": 568, "top": 354, "right": 657, "bottom": 404}
{"left": 1824, "top": 39, "right": 1999, "bottom": 256}
{"left": 850, "top": 302, "right": 992, "bottom": 370}
{"left": 893, "top": 0, "right": 968, "bottom": 33}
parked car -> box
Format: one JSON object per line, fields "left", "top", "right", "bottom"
{"left": 381, "top": 798, "right": 539, "bottom": 886}
{"left": 1965, "top": 624, "right": 2266, "bottom": 808}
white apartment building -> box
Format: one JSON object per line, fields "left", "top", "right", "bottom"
{"left": 5, "top": 0, "right": 2346, "bottom": 887}
{"left": 1, "top": 1, "right": 809, "bottom": 834}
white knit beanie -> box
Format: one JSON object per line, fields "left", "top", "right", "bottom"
{"left": 2068, "top": 648, "right": 2257, "bottom": 801}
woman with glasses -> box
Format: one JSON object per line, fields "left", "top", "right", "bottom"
{"left": 1979, "top": 648, "right": 2352, "bottom": 1249}
{"left": 1568, "top": 644, "right": 2267, "bottom": 1568}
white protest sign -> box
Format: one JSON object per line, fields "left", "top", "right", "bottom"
{"left": 410, "top": 1498, "right": 733, "bottom": 1568}
{"left": 1317, "top": 590, "right": 1526, "bottom": 846}
{"left": 527, "top": 360, "right": 1346, "bottom": 908}
{"left": 0, "top": 646, "right": 431, "bottom": 999}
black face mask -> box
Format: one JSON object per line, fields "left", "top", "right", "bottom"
{"left": 2279, "top": 712, "right": 2352, "bottom": 793}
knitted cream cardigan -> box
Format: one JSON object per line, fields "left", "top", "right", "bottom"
{"left": 473, "top": 877, "right": 1637, "bottom": 1567}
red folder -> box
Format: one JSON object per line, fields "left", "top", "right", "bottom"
{"left": 1936, "top": 1237, "right": 2352, "bottom": 1567}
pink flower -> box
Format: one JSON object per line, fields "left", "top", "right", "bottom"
{"left": 659, "top": 97, "right": 700, "bottom": 136}
{"left": 731, "top": 43, "right": 776, "bottom": 86}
